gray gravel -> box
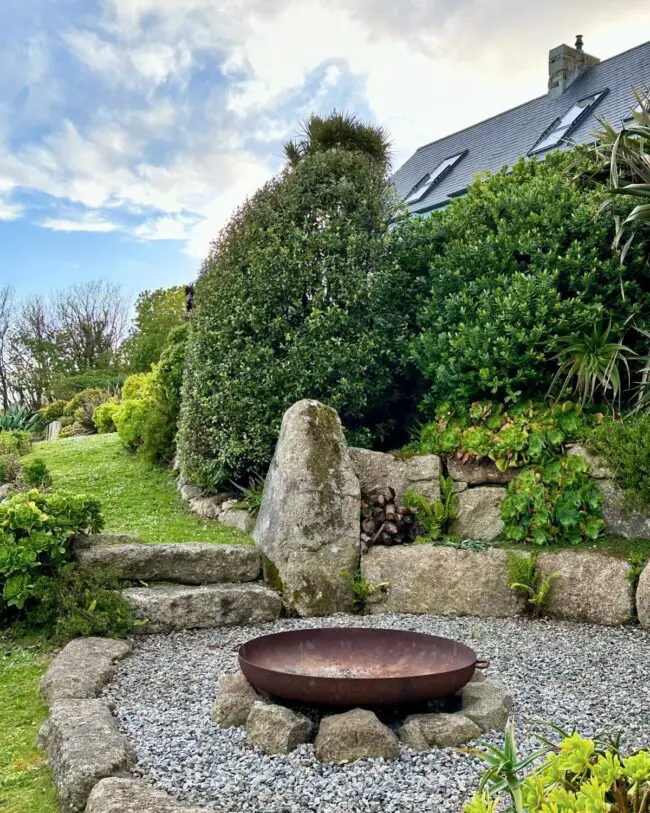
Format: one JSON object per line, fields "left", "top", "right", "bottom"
{"left": 104, "top": 614, "right": 650, "bottom": 813}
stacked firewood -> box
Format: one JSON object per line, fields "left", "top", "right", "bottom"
{"left": 359, "top": 486, "right": 422, "bottom": 550}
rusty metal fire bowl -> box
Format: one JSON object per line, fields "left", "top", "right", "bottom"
{"left": 238, "top": 628, "right": 488, "bottom": 707}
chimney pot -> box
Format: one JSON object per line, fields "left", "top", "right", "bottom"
{"left": 575, "top": 34, "right": 584, "bottom": 51}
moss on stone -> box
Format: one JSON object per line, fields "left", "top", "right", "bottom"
{"left": 262, "top": 555, "right": 284, "bottom": 594}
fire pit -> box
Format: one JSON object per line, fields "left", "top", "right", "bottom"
{"left": 238, "top": 627, "right": 488, "bottom": 706}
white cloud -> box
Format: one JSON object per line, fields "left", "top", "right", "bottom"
{"left": 0, "top": 199, "right": 22, "bottom": 221}
{"left": 39, "top": 214, "right": 119, "bottom": 232}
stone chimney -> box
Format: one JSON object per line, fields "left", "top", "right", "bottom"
{"left": 548, "top": 35, "right": 600, "bottom": 98}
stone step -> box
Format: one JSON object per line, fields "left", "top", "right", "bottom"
{"left": 76, "top": 542, "right": 260, "bottom": 585}
{"left": 122, "top": 583, "right": 282, "bottom": 633}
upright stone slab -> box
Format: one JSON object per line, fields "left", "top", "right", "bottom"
{"left": 636, "top": 562, "right": 650, "bottom": 630}
{"left": 254, "top": 400, "right": 360, "bottom": 616}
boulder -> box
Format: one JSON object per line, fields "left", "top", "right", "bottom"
{"left": 175, "top": 476, "right": 204, "bottom": 503}
{"left": 446, "top": 458, "right": 517, "bottom": 486}
{"left": 40, "top": 638, "right": 132, "bottom": 704}
{"left": 86, "top": 779, "right": 211, "bottom": 813}
{"left": 246, "top": 701, "right": 313, "bottom": 755}
{"left": 450, "top": 486, "right": 506, "bottom": 541}
{"left": 254, "top": 400, "right": 360, "bottom": 616}
{"left": 596, "top": 479, "right": 650, "bottom": 539}
{"left": 347, "top": 448, "right": 442, "bottom": 503}
{"left": 314, "top": 708, "right": 399, "bottom": 764}
{"left": 361, "top": 546, "right": 525, "bottom": 617}
{"left": 39, "top": 700, "right": 133, "bottom": 813}
{"left": 219, "top": 507, "right": 255, "bottom": 534}
{"left": 188, "top": 496, "right": 227, "bottom": 520}
{"left": 77, "top": 543, "right": 260, "bottom": 584}
{"left": 536, "top": 550, "right": 634, "bottom": 626}
{"left": 211, "top": 674, "right": 261, "bottom": 727}
{"left": 122, "top": 584, "right": 282, "bottom": 633}
{"left": 459, "top": 680, "right": 513, "bottom": 732}
{"left": 398, "top": 713, "right": 481, "bottom": 750}
{"left": 635, "top": 562, "right": 650, "bottom": 630}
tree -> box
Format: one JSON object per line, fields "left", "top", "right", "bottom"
{"left": 284, "top": 111, "right": 392, "bottom": 169}
{"left": 178, "top": 147, "right": 416, "bottom": 488}
{"left": 0, "top": 286, "right": 14, "bottom": 410}
{"left": 123, "top": 286, "right": 186, "bottom": 372}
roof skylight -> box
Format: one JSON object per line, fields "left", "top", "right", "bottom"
{"left": 404, "top": 151, "right": 467, "bottom": 205}
{"left": 528, "top": 90, "right": 607, "bottom": 155}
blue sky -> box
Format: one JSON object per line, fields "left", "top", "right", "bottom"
{"left": 1, "top": 0, "right": 649, "bottom": 303}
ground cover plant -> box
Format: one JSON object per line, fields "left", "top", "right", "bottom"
{"left": 588, "top": 415, "right": 650, "bottom": 509}
{"left": 0, "top": 641, "right": 58, "bottom": 813}
{"left": 23, "top": 434, "right": 248, "bottom": 544}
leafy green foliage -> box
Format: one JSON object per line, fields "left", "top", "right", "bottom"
{"left": 551, "top": 321, "right": 634, "bottom": 406}
{"left": 0, "top": 490, "right": 103, "bottom": 617}
{"left": 64, "top": 388, "right": 111, "bottom": 432}
{"left": 507, "top": 552, "right": 557, "bottom": 615}
{"left": 501, "top": 456, "right": 604, "bottom": 546}
{"left": 113, "top": 372, "right": 155, "bottom": 450}
{"left": 588, "top": 415, "right": 650, "bottom": 509}
{"left": 0, "top": 453, "right": 21, "bottom": 484}
{"left": 404, "top": 476, "right": 458, "bottom": 541}
{"left": 123, "top": 286, "right": 186, "bottom": 372}
{"left": 341, "top": 568, "right": 388, "bottom": 613}
{"left": 419, "top": 401, "right": 587, "bottom": 471}
{"left": 466, "top": 726, "right": 650, "bottom": 813}
{"left": 21, "top": 458, "right": 51, "bottom": 489}
{"left": 34, "top": 400, "right": 68, "bottom": 430}
{"left": 179, "top": 148, "right": 416, "bottom": 487}
{"left": 407, "top": 151, "right": 650, "bottom": 409}
{"left": 233, "top": 473, "right": 265, "bottom": 517}
{"left": 284, "top": 111, "right": 392, "bottom": 169}
{"left": 0, "top": 406, "right": 39, "bottom": 432}
{"left": 92, "top": 400, "right": 119, "bottom": 434}
{"left": 0, "top": 431, "right": 32, "bottom": 457}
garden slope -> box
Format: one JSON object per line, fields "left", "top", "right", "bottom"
{"left": 25, "top": 435, "right": 248, "bottom": 544}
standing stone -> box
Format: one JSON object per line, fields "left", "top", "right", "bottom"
{"left": 347, "top": 448, "right": 442, "bottom": 503}
{"left": 246, "top": 701, "right": 313, "bottom": 755}
{"left": 361, "top": 546, "right": 525, "bottom": 617}
{"left": 635, "top": 562, "right": 650, "bottom": 630}
{"left": 314, "top": 708, "right": 399, "bottom": 763}
{"left": 46, "top": 420, "right": 62, "bottom": 441}
{"left": 537, "top": 550, "right": 634, "bottom": 626}
{"left": 450, "top": 486, "right": 507, "bottom": 540}
{"left": 254, "top": 400, "right": 360, "bottom": 616}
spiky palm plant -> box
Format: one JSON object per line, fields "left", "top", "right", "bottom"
{"left": 284, "top": 111, "right": 392, "bottom": 169}
{"left": 594, "top": 88, "right": 650, "bottom": 259}
{"left": 550, "top": 321, "right": 635, "bottom": 406}
{"left": 0, "top": 405, "right": 39, "bottom": 432}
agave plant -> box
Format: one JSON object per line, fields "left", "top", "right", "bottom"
{"left": 0, "top": 405, "right": 39, "bottom": 432}
{"left": 549, "top": 321, "right": 635, "bottom": 406}
{"left": 594, "top": 87, "right": 650, "bottom": 260}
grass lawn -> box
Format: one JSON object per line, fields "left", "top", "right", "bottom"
{"left": 0, "top": 641, "right": 58, "bottom": 813}
{"left": 24, "top": 434, "right": 249, "bottom": 544}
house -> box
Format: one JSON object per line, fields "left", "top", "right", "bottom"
{"left": 392, "top": 37, "right": 650, "bottom": 214}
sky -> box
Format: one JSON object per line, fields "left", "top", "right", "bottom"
{"left": 1, "top": 0, "right": 649, "bottom": 302}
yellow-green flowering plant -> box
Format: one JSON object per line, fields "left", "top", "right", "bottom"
{"left": 465, "top": 723, "right": 650, "bottom": 813}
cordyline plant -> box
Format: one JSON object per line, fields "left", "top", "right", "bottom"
{"left": 465, "top": 720, "right": 650, "bottom": 813}
{"left": 595, "top": 88, "right": 650, "bottom": 262}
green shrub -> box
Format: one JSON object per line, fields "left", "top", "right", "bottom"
{"left": 121, "top": 373, "right": 152, "bottom": 401}
{"left": 466, "top": 725, "right": 650, "bottom": 813}
{"left": 588, "top": 415, "right": 650, "bottom": 509}
{"left": 0, "top": 430, "right": 31, "bottom": 457}
{"left": 408, "top": 150, "right": 650, "bottom": 410}
{"left": 140, "top": 324, "right": 188, "bottom": 464}
{"left": 179, "top": 149, "right": 417, "bottom": 488}
{"left": 501, "top": 455, "right": 604, "bottom": 545}
{"left": 64, "top": 388, "right": 111, "bottom": 432}
{"left": 419, "top": 400, "right": 587, "bottom": 471}
{"left": 21, "top": 567, "right": 134, "bottom": 642}
{"left": 52, "top": 369, "right": 124, "bottom": 402}
{"left": 0, "top": 490, "right": 103, "bottom": 618}
{"left": 35, "top": 400, "right": 68, "bottom": 429}
{"left": 92, "top": 400, "right": 119, "bottom": 434}
{"left": 113, "top": 396, "right": 151, "bottom": 450}
{"left": 22, "top": 457, "right": 52, "bottom": 489}
{"left": 0, "top": 454, "right": 21, "bottom": 484}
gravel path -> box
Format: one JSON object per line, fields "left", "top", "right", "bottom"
{"left": 105, "top": 614, "right": 650, "bottom": 813}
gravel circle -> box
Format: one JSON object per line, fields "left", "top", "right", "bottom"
{"left": 105, "top": 614, "right": 650, "bottom": 813}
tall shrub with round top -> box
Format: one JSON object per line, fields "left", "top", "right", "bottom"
{"left": 178, "top": 149, "right": 414, "bottom": 488}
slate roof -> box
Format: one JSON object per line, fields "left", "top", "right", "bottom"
{"left": 392, "top": 40, "right": 650, "bottom": 214}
